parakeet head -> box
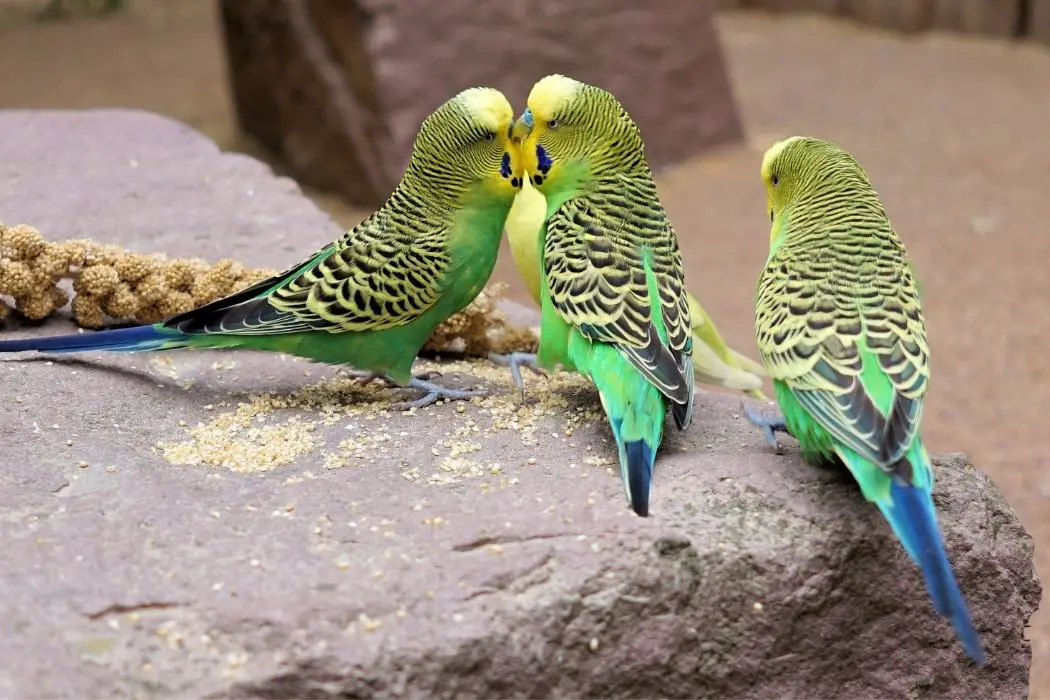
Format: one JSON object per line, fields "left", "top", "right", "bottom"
{"left": 410, "top": 86, "right": 524, "bottom": 202}
{"left": 760, "top": 136, "right": 877, "bottom": 245}
{"left": 510, "top": 74, "right": 645, "bottom": 195}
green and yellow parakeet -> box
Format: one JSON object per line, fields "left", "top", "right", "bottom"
{"left": 503, "top": 74, "right": 694, "bottom": 517}
{"left": 498, "top": 176, "right": 768, "bottom": 400}
{"left": 743, "top": 136, "right": 985, "bottom": 664}
{"left": 0, "top": 87, "right": 525, "bottom": 409}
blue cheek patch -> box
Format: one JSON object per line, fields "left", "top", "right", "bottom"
{"left": 500, "top": 152, "right": 511, "bottom": 179}
{"left": 536, "top": 145, "right": 553, "bottom": 174}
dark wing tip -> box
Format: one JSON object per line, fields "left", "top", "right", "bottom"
{"left": 627, "top": 324, "right": 692, "bottom": 404}
{"left": 670, "top": 347, "right": 695, "bottom": 430}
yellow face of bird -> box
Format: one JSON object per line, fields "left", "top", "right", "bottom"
{"left": 417, "top": 86, "right": 524, "bottom": 199}
{"left": 759, "top": 136, "right": 805, "bottom": 247}
{"left": 761, "top": 136, "right": 872, "bottom": 249}
{"left": 509, "top": 74, "right": 631, "bottom": 193}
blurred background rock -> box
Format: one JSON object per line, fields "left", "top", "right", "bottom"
{"left": 1, "top": 0, "right": 1048, "bottom": 693}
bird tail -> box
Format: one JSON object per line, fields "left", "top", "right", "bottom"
{"left": 686, "top": 292, "right": 767, "bottom": 399}
{"left": 0, "top": 324, "right": 192, "bottom": 355}
{"left": 690, "top": 337, "right": 765, "bottom": 393}
{"left": 568, "top": 337, "right": 667, "bottom": 517}
{"left": 615, "top": 432, "right": 657, "bottom": 517}
{"left": 594, "top": 367, "right": 664, "bottom": 518}
{"left": 876, "top": 457, "right": 986, "bottom": 665}
{"left": 729, "top": 348, "right": 767, "bottom": 378}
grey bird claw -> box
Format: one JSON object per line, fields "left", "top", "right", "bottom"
{"left": 389, "top": 377, "right": 488, "bottom": 411}
{"left": 487, "top": 351, "right": 546, "bottom": 401}
{"left": 743, "top": 402, "right": 791, "bottom": 455}
{"left": 347, "top": 369, "right": 442, "bottom": 388}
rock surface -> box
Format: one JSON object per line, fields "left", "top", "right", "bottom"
{"left": 217, "top": 0, "right": 743, "bottom": 207}
{"left": 0, "top": 110, "right": 1039, "bottom": 699}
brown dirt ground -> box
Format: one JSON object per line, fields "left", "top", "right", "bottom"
{"left": 1, "top": 1, "right": 1048, "bottom": 692}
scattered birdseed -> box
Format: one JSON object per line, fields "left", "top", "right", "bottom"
{"left": 141, "top": 351, "right": 608, "bottom": 482}
{"left": 358, "top": 613, "right": 383, "bottom": 632}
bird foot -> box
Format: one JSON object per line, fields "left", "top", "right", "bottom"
{"left": 346, "top": 369, "right": 442, "bottom": 388}
{"left": 487, "top": 352, "right": 546, "bottom": 401}
{"left": 743, "top": 402, "right": 792, "bottom": 455}
{"left": 389, "top": 377, "right": 488, "bottom": 411}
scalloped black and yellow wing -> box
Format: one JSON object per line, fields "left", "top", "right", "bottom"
{"left": 755, "top": 232, "right": 929, "bottom": 469}
{"left": 543, "top": 173, "right": 694, "bottom": 423}
{"left": 163, "top": 203, "right": 451, "bottom": 337}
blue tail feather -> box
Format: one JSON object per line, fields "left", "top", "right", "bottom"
{"left": 0, "top": 324, "right": 187, "bottom": 354}
{"left": 886, "top": 480, "right": 987, "bottom": 665}
{"left": 623, "top": 439, "right": 655, "bottom": 517}
{"left": 609, "top": 415, "right": 656, "bottom": 517}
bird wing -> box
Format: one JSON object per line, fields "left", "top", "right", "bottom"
{"left": 755, "top": 245, "right": 929, "bottom": 469}
{"left": 164, "top": 207, "right": 451, "bottom": 336}
{"left": 543, "top": 174, "right": 693, "bottom": 407}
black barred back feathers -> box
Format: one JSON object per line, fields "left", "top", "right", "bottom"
{"left": 553, "top": 84, "right": 648, "bottom": 179}
{"left": 755, "top": 137, "right": 930, "bottom": 469}
{"left": 538, "top": 83, "right": 694, "bottom": 413}
{"left": 169, "top": 91, "right": 511, "bottom": 338}
{"left": 402, "top": 95, "right": 508, "bottom": 211}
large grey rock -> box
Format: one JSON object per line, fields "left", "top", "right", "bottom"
{"left": 217, "top": 0, "right": 743, "bottom": 206}
{"left": 0, "top": 111, "right": 1039, "bottom": 698}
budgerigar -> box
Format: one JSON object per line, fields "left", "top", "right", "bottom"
{"left": 505, "top": 74, "right": 694, "bottom": 517}
{"left": 496, "top": 177, "right": 768, "bottom": 400}
{"left": 0, "top": 87, "right": 525, "bottom": 410}
{"left": 743, "top": 136, "right": 985, "bottom": 664}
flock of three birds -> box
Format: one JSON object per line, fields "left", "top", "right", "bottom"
{"left": 0, "top": 74, "right": 986, "bottom": 664}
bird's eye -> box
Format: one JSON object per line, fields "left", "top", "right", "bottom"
{"left": 548, "top": 119, "right": 559, "bottom": 129}
{"left": 483, "top": 131, "right": 495, "bottom": 142}
{"left": 771, "top": 174, "right": 779, "bottom": 186}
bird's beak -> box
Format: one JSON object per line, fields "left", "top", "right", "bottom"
{"left": 510, "top": 107, "right": 534, "bottom": 143}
